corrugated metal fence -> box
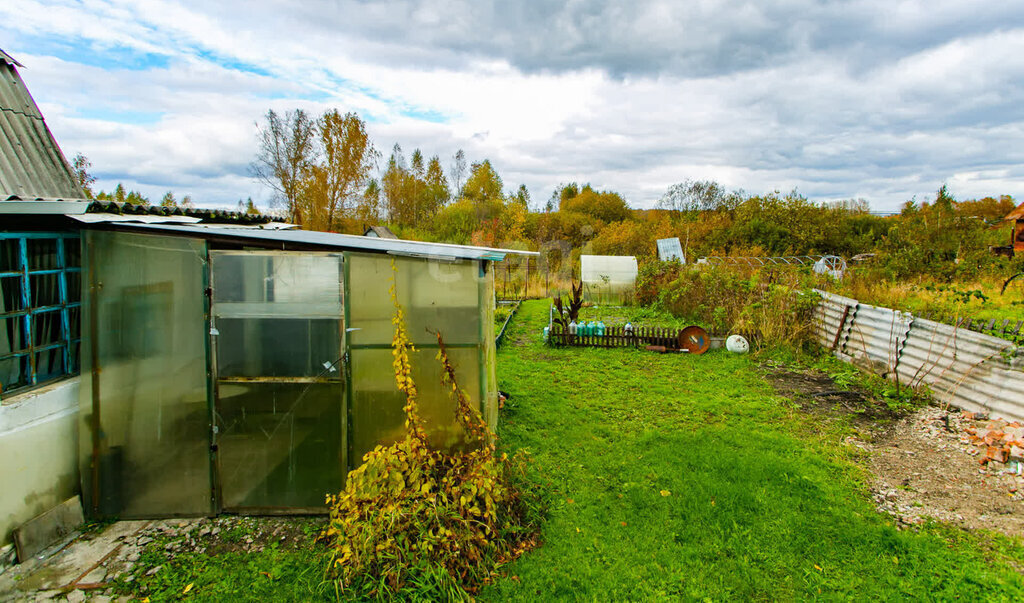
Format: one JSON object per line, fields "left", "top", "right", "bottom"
{"left": 814, "top": 290, "right": 1024, "bottom": 422}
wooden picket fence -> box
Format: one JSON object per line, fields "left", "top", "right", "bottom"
{"left": 548, "top": 325, "right": 761, "bottom": 350}
{"left": 549, "top": 325, "right": 682, "bottom": 349}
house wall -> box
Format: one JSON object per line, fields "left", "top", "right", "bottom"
{"left": 0, "top": 378, "right": 80, "bottom": 546}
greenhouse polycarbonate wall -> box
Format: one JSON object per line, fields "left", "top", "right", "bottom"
{"left": 79, "top": 231, "right": 212, "bottom": 518}
{"left": 210, "top": 252, "right": 346, "bottom": 512}
{"left": 346, "top": 253, "right": 497, "bottom": 464}
{"left": 580, "top": 255, "right": 638, "bottom": 305}
{"left": 80, "top": 232, "right": 498, "bottom": 517}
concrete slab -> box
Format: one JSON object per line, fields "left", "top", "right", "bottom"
{"left": 13, "top": 496, "right": 84, "bottom": 562}
{"left": 0, "top": 520, "right": 150, "bottom": 600}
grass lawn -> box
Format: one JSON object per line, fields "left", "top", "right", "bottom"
{"left": 111, "top": 299, "right": 1023, "bottom": 601}
{"left": 479, "top": 300, "right": 1024, "bottom": 600}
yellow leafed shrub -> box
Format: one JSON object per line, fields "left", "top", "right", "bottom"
{"left": 320, "top": 260, "right": 543, "bottom": 600}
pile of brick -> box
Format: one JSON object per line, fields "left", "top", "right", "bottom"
{"left": 960, "top": 412, "right": 1024, "bottom": 466}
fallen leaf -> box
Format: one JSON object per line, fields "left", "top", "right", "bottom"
{"left": 620, "top": 521, "right": 627, "bottom": 527}
{"left": 660, "top": 490, "right": 671, "bottom": 497}
{"left": 575, "top": 527, "right": 581, "bottom": 533}
{"left": 566, "top": 498, "right": 574, "bottom": 504}
{"left": 814, "top": 565, "right": 822, "bottom": 572}
{"left": 183, "top": 583, "right": 194, "bottom": 594}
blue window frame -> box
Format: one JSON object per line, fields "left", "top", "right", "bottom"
{"left": 0, "top": 232, "right": 81, "bottom": 399}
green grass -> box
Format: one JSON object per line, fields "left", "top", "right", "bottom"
{"left": 479, "top": 300, "right": 1024, "bottom": 600}
{"left": 110, "top": 520, "right": 332, "bottom": 602}
{"left": 114, "top": 299, "right": 1023, "bottom": 600}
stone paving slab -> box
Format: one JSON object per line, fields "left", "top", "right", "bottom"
{"left": 0, "top": 520, "right": 150, "bottom": 602}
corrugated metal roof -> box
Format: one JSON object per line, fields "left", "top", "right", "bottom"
{"left": 0, "top": 50, "right": 84, "bottom": 199}
{"left": 0, "top": 49, "right": 23, "bottom": 68}
{"left": 0, "top": 196, "right": 273, "bottom": 225}
{"left": 114, "top": 223, "right": 539, "bottom": 261}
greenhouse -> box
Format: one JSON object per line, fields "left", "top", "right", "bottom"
{"left": 77, "top": 226, "right": 524, "bottom": 518}
{"left": 580, "top": 254, "right": 638, "bottom": 304}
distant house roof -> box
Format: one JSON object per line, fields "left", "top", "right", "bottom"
{"left": 1005, "top": 202, "right": 1024, "bottom": 222}
{"left": 363, "top": 225, "right": 398, "bottom": 239}
{"left": 0, "top": 48, "right": 85, "bottom": 199}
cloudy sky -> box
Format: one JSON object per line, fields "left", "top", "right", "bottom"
{"left": 2, "top": 0, "right": 1023, "bottom": 212}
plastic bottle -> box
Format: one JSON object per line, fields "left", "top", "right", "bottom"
{"left": 543, "top": 326, "right": 550, "bottom": 341}
{"left": 596, "top": 321, "right": 606, "bottom": 337}
{"left": 568, "top": 320, "right": 577, "bottom": 335}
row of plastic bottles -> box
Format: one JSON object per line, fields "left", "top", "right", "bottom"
{"left": 544, "top": 320, "right": 638, "bottom": 340}
{"left": 570, "top": 320, "right": 606, "bottom": 336}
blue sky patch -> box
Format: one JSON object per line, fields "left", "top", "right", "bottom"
{"left": 10, "top": 34, "right": 170, "bottom": 71}
{"left": 76, "top": 107, "right": 164, "bottom": 125}
{"left": 192, "top": 48, "right": 271, "bottom": 78}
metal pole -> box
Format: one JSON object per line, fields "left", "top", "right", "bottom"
{"left": 525, "top": 257, "right": 530, "bottom": 299}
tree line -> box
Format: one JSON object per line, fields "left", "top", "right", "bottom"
{"left": 71, "top": 106, "right": 1022, "bottom": 282}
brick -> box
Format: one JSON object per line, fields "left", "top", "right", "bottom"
{"left": 986, "top": 446, "right": 1008, "bottom": 463}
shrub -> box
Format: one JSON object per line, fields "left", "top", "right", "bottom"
{"left": 635, "top": 262, "right": 821, "bottom": 346}
{"left": 320, "top": 261, "right": 543, "bottom": 600}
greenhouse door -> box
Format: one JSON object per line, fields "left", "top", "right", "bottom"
{"left": 209, "top": 252, "right": 347, "bottom": 513}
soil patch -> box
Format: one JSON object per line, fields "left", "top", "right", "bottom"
{"left": 767, "top": 368, "right": 902, "bottom": 427}
{"left": 767, "top": 368, "right": 1024, "bottom": 539}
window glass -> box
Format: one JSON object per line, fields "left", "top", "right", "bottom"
{"left": 0, "top": 240, "right": 20, "bottom": 273}
{"left": 30, "top": 273, "right": 62, "bottom": 307}
{"left": 0, "top": 234, "right": 81, "bottom": 399}
{"left": 0, "top": 355, "right": 28, "bottom": 393}
{"left": 0, "top": 276, "right": 25, "bottom": 312}
{"left": 27, "top": 239, "right": 59, "bottom": 270}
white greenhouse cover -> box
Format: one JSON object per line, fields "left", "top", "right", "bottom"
{"left": 580, "top": 255, "right": 638, "bottom": 303}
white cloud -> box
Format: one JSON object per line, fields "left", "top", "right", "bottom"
{"left": 1, "top": 0, "right": 1023, "bottom": 211}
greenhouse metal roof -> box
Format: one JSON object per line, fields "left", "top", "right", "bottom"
{"left": 114, "top": 223, "right": 538, "bottom": 261}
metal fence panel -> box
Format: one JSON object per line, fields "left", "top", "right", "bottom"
{"left": 815, "top": 291, "right": 1024, "bottom": 422}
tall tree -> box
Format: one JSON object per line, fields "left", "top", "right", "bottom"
{"left": 306, "top": 110, "right": 378, "bottom": 230}
{"left": 657, "top": 179, "right": 742, "bottom": 213}
{"left": 382, "top": 144, "right": 408, "bottom": 224}
{"left": 423, "top": 155, "right": 451, "bottom": 218}
{"left": 71, "top": 152, "right": 95, "bottom": 199}
{"left": 449, "top": 149, "right": 467, "bottom": 199}
{"left": 512, "top": 184, "right": 530, "bottom": 208}
{"left": 462, "top": 160, "right": 503, "bottom": 206}
{"left": 358, "top": 178, "right": 383, "bottom": 223}
{"left": 251, "top": 109, "right": 317, "bottom": 224}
